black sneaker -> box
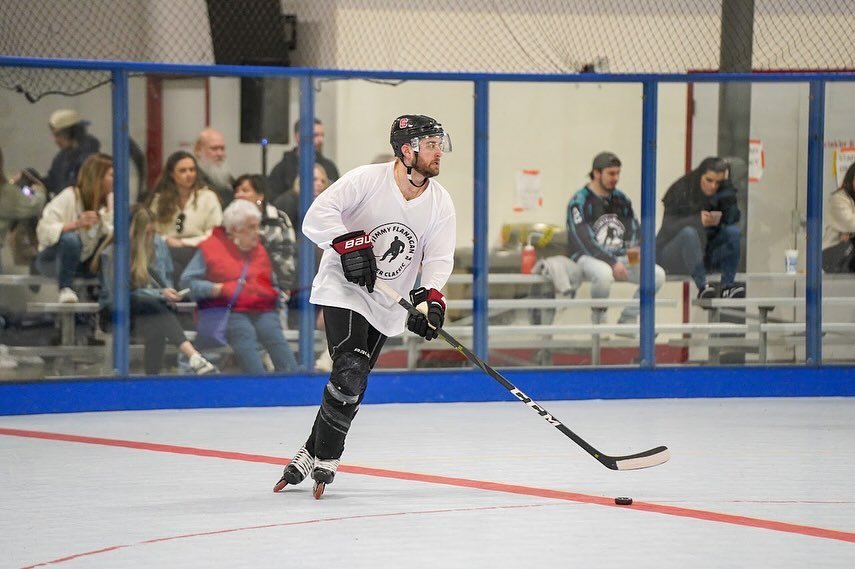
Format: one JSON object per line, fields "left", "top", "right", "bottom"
{"left": 697, "top": 284, "right": 717, "bottom": 301}
{"left": 721, "top": 284, "right": 746, "bottom": 299}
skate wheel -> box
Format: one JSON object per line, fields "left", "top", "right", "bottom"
{"left": 313, "top": 481, "right": 325, "bottom": 500}
{"left": 273, "top": 478, "right": 288, "bottom": 493}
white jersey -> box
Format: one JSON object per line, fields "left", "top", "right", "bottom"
{"left": 303, "top": 161, "right": 456, "bottom": 336}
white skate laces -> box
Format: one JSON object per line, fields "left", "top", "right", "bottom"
{"left": 287, "top": 446, "right": 315, "bottom": 483}
{"left": 312, "top": 458, "right": 340, "bottom": 483}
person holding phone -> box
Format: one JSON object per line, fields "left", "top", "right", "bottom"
{"left": 93, "top": 205, "right": 218, "bottom": 375}
{"left": 656, "top": 157, "right": 743, "bottom": 299}
{"left": 0, "top": 148, "right": 48, "bottom": 274}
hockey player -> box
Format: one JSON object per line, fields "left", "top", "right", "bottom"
{"left": 273, "top": 114, "right": 457, "bottom": 498}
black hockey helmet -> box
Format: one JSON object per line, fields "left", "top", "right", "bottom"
{"left": 389, "top": 115, "right": 451, "bottom": 158}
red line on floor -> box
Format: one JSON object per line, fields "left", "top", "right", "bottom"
{"left": 3, "top": 426, "right": 854, "bottom": 546}
{"left": 20, "top": 504, "right": 553, "bottom": 568}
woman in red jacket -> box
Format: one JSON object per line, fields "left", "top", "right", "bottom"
{"left": 179, "top": 199, "right": 297, "bottom": 373}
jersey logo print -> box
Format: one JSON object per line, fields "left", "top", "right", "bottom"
{"left": 370, "top": 223, "right": 418, "bottom": 280}
{"left": 572, "top": 206, "right": 583, "bottom": 225}
{"left": 592, "top": 214, "right": 625, "bottom": 249}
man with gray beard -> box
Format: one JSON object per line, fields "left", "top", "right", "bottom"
{"left": 194, "top": 127, "right": 234, "bottom": 207}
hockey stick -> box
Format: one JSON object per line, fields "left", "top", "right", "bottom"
{"left": 374, "top": 280, "right": 670, "bottom": 471}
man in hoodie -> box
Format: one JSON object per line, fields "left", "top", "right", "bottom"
{"left": 655, "top": 157, "right": 743, "bottom": 299}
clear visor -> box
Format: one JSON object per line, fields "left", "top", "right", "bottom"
{"left": 413, "top": 132, "right": 452, "bottom": 153}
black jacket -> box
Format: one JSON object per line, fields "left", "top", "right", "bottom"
{"left": 45, "top": 134, "right": 101, "bottom": 197}
{"left": 265, "top": 148, "right": 340, "bottom": 204}
{"left": 656, "top": 157, "right": 740, "bottom": 253}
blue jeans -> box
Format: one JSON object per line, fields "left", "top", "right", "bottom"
{"left": 226, "top": 310, "right": 298, "bottom": 374}
{"left": 35, "top": 232, "right": 86, "bottom": 289}
{"left": 658, "top": 225, "right": 741, "bottom": 288}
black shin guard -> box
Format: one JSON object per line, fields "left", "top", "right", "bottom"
{"left": 311, "top": 352, "right": 370, "bottom": 459}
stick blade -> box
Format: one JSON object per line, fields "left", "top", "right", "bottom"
{"left": 611, "top": 446, "right": 671, "bottom": 471}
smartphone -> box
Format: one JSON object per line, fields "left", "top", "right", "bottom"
{"left": 176, "top": 288, "right": 191, "bottom": 299}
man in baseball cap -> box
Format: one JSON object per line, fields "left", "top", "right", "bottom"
{"left": 589, "top": 151, "right": 622, "bottom": 177}
{"left": 45, "top": 109, "right": 100, "bottom": 196}
{"left": 567, "top": 150, "right": 666, "bottom": 327}
{"left": 48, "top": 109, "right": 88, "bottom": 132}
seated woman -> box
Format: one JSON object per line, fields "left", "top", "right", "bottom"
{"left": 95, "top": 205, "right": 218, "bottom": 375}
{"left": 655, "top": 157, "right": 743, "bottom": 299}
{"left": 145, "top": 150, "right": 223, "bottom": 282}
{"left": 35, "top": 152, "right": 114, "bottom": 303}
{"left": 180, "top": 199, "right": 298, "bottom": 374}
{"left": 232, "top": 174, "right": 297, "bottom": 300}
{"left": 822, "top": 161, "right": 855, "bottom": 273}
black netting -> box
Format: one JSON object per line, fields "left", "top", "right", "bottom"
{"left": 1, "top": 0, "right": 853, "bottom": 102}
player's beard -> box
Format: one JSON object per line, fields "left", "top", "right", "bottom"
{"left": 412, "top": 153, "right": 440, "bottom": 179}
{"left": 199, "top": 157, "right": 233, "bottom": 188}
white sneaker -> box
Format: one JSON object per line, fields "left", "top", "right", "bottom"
{"left": 189, "top": 353, "right": 218, "bottom": 375}
{"left": 58, "top": 287, "right": 79, "bottom": 303}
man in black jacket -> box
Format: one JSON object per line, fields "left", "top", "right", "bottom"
{"left": 656, "top": 157, "right": 743, "bottom": 299}
{"left": 266, "top": 118, "right": 340, "bottom": 210}
{"left": 45, "top": 109, "right": 101, "bottom": 197}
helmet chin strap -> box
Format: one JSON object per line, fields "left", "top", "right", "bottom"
{"left": 403, "top": 152, "right": 428, "bottom": 188}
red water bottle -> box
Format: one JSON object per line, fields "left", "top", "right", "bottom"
{"left": 520, "top": 232, "right": 541, "bottom": 274}
{"left": 521, "top": 243, "right": 536, "bottom": 274}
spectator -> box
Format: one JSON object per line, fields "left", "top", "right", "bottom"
{"left": 267, "top": 118, "right": 340, "bottom": 205}
{"left": 194, "top": 127, "right": 234, "bottom": 208}
{"left": 0, "top": 148, "right": 47, "bottom": 273}
{"left": 145, "top": 150, "right": 223, "bottom": 282}
{"left": 656, "top": 157, "right": 743, "bottom": 298}
{"left": 273, "top": 162, "right": 331, "bottom": 241}
{"left": 45, "top": 109, "right": 101, "bottom": 197}
{"left": 566, "top": 151, "right": 665, "bottom": 325}
{"left": 36, "top": 153, "right": 114, "bottom": 303}
{"left": 180, "top": 199, "right": 298, "bottom": 374}
{"left": 822, "top": 161, "right": 855, "bottom": 273}
{"left": 232, "top": 174, "right": 297, "bottom": 300}
{"left": 93, "top": 205, "right": 218, "bottom": 375}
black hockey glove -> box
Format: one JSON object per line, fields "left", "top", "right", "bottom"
{"left": 407, "top": 287, "right": 446, "bottom": 341}
{"left": 332, "top": 230, "right": 377, "bottom": 293}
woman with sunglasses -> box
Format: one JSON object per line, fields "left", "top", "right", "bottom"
{"left": 145, "top": 151, "right": 223, "bottom": 282}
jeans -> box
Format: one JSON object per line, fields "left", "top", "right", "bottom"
{"left": 576, "top": 254, "right": 666, "bottom": 322}
{"left": 658, "top": 225, "right": 741, "bottom": 289}
{"left": 226, "top": 310, "right": 298, "bottom": 374}
{"left": 34, "top": 231, "right": 86, "bottom": 289}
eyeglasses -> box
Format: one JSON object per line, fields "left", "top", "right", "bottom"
{"left": 175, "top": 212, "right": 186, "bottom": 234}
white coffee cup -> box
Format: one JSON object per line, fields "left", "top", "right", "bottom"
{"left": 784, "top": 249, "right": 798, "bottom": 273}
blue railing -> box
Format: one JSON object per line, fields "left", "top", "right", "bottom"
{"left": 2, "top": 55, "right": 854, "bottom": 374}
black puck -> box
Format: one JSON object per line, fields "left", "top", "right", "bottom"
{"left": 615, "top": 497, "right": 633, "bottom": 505}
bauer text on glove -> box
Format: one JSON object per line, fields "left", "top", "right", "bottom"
{"left": 332, "top": 231, "right": 377, "bottom": 293}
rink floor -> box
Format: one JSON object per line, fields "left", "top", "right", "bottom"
{"left": 1, "top": 397, "right": 854, "bottom": 568}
